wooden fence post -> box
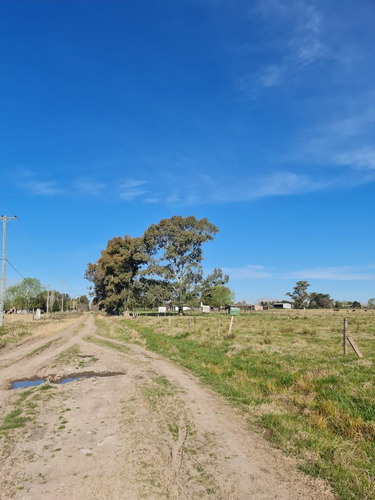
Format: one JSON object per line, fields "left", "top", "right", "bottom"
{"left": 228, "top": 316, "right": 234, "bottom": 336}
{"left": 343, "top": 318, "right": 347, "bottom": 355}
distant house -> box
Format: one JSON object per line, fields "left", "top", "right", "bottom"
{"left": 273, "top": 303, "right": 292, "bottom": 309}
{"left": 250, "top": 305, "right": 263, "bottom": 311}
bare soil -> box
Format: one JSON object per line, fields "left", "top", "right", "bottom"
{"left": 0, "top": 314, "right": 334, "bottom": 499}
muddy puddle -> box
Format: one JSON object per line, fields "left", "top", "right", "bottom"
{"left": 11, "top": 371, "right": 125, "bottom": 389}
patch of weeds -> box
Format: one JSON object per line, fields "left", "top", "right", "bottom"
{"left": 142, "top": 380, "right": 176, "bottom": 410}
{"left": 25, "top": 339, "right": 56, "bottom": 358}
{"left": 154, "top": 376, "right": 171, "bottom": 387}
{"left": 53, "top": 345, "right": 81, "bottom": 366}
{"left": 175, "top": 331, "right": 190, "bottom": 339}
{"left": 167, "top": 422, "right": 179, "bottom": 440}
{"left": 0, "top": 409, "right": 28, "bottom": 434}
{"left": 84, "top": 335, "right": 130, "bottom": 353}
{"left": 39, "top": 384, "right": 54, "bottom": 391}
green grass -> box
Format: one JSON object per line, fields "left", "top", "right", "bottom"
{"left": 52, "top": 344, "right": 81, "bottom": 365}
{"left": 25, "top": 339, "right": 56, "bottom": 357}
{"left": 84, "top": 335, "right": 131, "bottom": 353}
{"left": 105, "top": 310, "right": 375, "bottom": 500}
{"left": 0, "top": 322, "right": 35, "bottom": 348}
{"left": 0, "top": 385, "right": 54, "bottom": 436}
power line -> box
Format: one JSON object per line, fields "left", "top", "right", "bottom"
{"left": 5, "top": 259, "right": 26, "bottom": 280}
{"left": 0, "top": 200, "right": 61, "bottom": 282}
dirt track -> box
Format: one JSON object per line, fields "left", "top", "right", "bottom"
{"left": 0, "top": 314, "right": 334, "bottom": 499}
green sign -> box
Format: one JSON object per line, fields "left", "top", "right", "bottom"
{"left": 230, "top": 307, "right": 240, "bottom": 316}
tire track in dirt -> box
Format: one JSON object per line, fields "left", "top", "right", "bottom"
{"left": 0, "top": 314, "right": 334, "bottom": 499}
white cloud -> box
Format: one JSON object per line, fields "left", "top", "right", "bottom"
{"left": 333, "top": 148, "right": 375, "bottom": 171}
{"left": 222, "top": 264, "right": 271, "bottom": 280}
{"left": 160, "top": 170, "right": 338, "bottom": 206}
{"left": 75, "top": 178, "right": 106, "bottom": 195}
{"left": 243, "top": 0, "right": 365, "bottom": 95}
{"left": 119, "top": 179, "right": 147, "bottom": 201}
{"left": 223, "top": 263, "right": 375, "bottom": 282}
{"left": 22, "top": 180, "right": 65, "bottom": 196}
{"left": 284, "top": 265, "right": 375, "bottom": 281}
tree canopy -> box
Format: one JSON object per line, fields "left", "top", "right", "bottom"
{"left": 200, "top": 268, "right": 229, "bottom": 304}
{"left": 5, "top": 278, "right": 44, "bottom": 310}
{"left": 85, "top": 235, "right": 146, "bottom": 315}
{"left": 143, "top": 216, "right": 219, "bottom": 314}
{"left": 286, "top": 281, "right": 310, "bottom": 309}
{"left": 85, "top": 216, "right": 223, "bottom": 315}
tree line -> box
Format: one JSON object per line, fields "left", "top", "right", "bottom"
{"left": 85, "top": 215, "right": 234, "bottom": 315}
{"left": 5, "top": 277, "right": 89, "bottom": 312}
{"left": 286, "top": 281, "right": 372, "bottom": 309}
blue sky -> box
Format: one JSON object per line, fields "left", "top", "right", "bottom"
{"left": 1, "top": 0, "right": 374, "bottom": 303}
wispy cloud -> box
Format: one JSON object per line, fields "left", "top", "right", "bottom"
{"left": 75, "top": 178, "right": 106, "bottom": 195}
{"left": 119, "top": 179, "right": 148, "bottom": 201}
{"left": 157, "top": 170, "right": 342, "bottom": 206}
{"left": 222, "top": 264, "right": 271, "bottom": 280}
{"left": 21, "top": 179, "right": 65, "bottom": 196}
{"left": 284, "top": 265, "right": 375, "bottom": 281}
{"left": 241, "top": 0, "right": 363, "bottom": 95}
{"left": 333, "top": 148, "right": 375, "bottom": 171}
{"left": 291, "top": 109, "right": 375, "bottom": 174}
{"left": 224, "top": 263, "right": 375, "bottom": 282}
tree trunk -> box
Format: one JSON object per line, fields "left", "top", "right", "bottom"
{"left": 178, "top": 305, "right": 184, "bottom": 316}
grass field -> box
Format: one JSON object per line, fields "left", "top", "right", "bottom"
{"left": 0, "top": 313, "right": 82, "bottom": 349}
{"left": 98, "top": 310, "right": 375, "bottom": 500}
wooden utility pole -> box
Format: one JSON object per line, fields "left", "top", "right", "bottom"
{"left": 0, "top": 215, "right": 17, "bottom": 328}
{"left": 61, "top": 280, "right": 66, "bottom": 312}
{"left": 46, "top": 284, "right": 50, "bottom": 318}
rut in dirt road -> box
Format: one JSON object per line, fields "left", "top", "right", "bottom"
{"left": 0, "top": 314, "right": 334, "bottom": 499}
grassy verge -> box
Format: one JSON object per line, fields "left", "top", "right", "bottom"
{"left": 109, "top": 311, "right": 375, "bottom": 500}
{"left": 84, "top": 335, "right": 131, "bottom": 353}
{"left": 0, "top": 312, "right": 83, "bottom": 349}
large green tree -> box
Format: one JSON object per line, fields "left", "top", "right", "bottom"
{"left": 286, "top": 281, "right": 310, "bottom": 309}
{"left": 200, "top": 268, "right": 229, "bottom": 304}
{"left": 143, "top": 216, "right": 218, "bottom": 315}
{"left": 5, "top": 278, "right": 44, "bottom": 310}
{"left": 208, "top": 286, "right": 235, "bottom": 308}
{"left": 85, "top": 235, "right": 146, "bottom": 314}
{"left": 308, "top": 292, "right": 333, "bottom": 309}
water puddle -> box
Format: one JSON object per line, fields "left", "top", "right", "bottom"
{"left": 11, "top": 371, "right": 125, "bottom": 390}
{"left": 12, "top": 379, "right": 45, "bottom": 389}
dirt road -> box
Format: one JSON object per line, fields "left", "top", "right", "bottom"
{"left": 0, "top": 315, "right": 334, "bottom": 499}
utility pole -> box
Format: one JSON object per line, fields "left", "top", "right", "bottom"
{"left": 0, "top": 215, "right": 17, "bottom": 328}
{"left": 72, "top": 289, "right": 76, "bottom": 312}
{"left": 46, "top": 284, "right": 50, "bottom": 318}
{"left": 61, "top": 280, "right": 66, "bottom": 313}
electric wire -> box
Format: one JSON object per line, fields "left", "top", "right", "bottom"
{"left": 5, "top": 259, "right": 26, "bottom": 280}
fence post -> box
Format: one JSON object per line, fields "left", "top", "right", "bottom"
{"left": 343, "top": 318, "right": 348, "bottom": 355}
{"left": 228, "top": 316, "right": 234, "bottom": 336}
